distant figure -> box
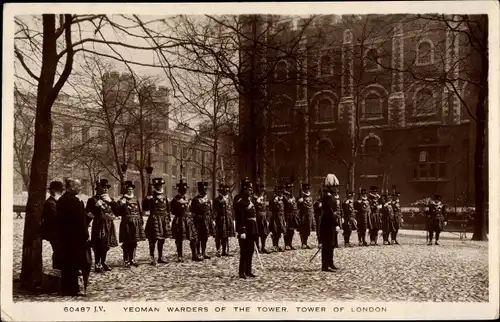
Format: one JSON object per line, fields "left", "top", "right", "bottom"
{"left": 391, "top": 192, "right": 402, "bottom": 244}
{"left": 354, "top": 189, "right": 370, "bottom": 246}
{"left": 269, "top": 185, "right": 286, "bottom": 252}
{"left": 283, "top": 183, "right": 300, "bottom": 250}
{"left": 86, "top": 179, "right": 119, "bottom": 272}
{"left": 342, "top": 190, "right": 357, "bottom": 247}
{"left": 116, "top": 181, "right": 146, "bottom": 268}
{"left": 427, "top": 194, "right": 448, "bottom": 245}
{"left": 213, "top": 183, "right": 236, "bottom": 256}
{"left": 380, "top": 193, "right": 395, "bottom": 245}
{"left": 253, "top": 183, "right": 270, "bottom": 254}
{"left": 57, "top": 179, "right": 91, "bottom": 297}
{"left": 235, "top": 178, "right": 258, "bottom": 279}
{"left": 367, "top": 186, "right": 382, "bottom": 246}
{"left": 143, "top": 177, "right": 172, "bottom": 265}
{"left": 298, "top": 183, "right": 315, "bottom": 249}
{"left": 42, "top": 180, "right": 64, "bottom": 270}
{"left": 191, "top": 182, "right": 215, "bottom": 260}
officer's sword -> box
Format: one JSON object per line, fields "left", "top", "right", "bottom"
{"left": 309, "top": 245, "right": 322, "bottom": 263}
{"left": 254, "top": 242, "right": 264, "bottom": 271}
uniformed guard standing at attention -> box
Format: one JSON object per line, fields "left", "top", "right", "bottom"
{"left": 367, "top": 186, "right": 382, "bottom": 246}
{"left": 283, "top": 182, "right": 300, "bottom": 250}
{"left": 235, "top": 178, "right": 258, "bottom": 279}
{"left": 297, "top": 183, "right": 315, "bottom": 249}
{"left": 380, "top": 192, "right": 395, "bottom": 245}
{"left": 143, "top": 177, "right": 172, "bottom": 265}
{"left": 319, "top": 174, "right": 342, "bottom": 272}
{"left": 269, "top": 185, "right": 287, "bottom": 252}
{"left": 391, "top": 191, "right": 403, "bottom": 244}
{"left": 86, "top": 179, "right": 119, "bottom": 272}
{"left": 342, "top": 190, "right": 357, "bottom": 247}
{"left": 213, "top": 183, "right": 236, "bottom": 257}
{"left": 191, "top": 182, "right": 215, "bottom": 260}
{"left": 426, "top": 194, "right": 447, "bottom": 245}
{"left": 253, "top": 183, "right": 270, "bottom": 254}
{"left": 354, "top": 189, "right": 370, "bottom": 246}
{"left": 170, "top": 180, "right": 200, "bottom": 262}
{"left": 313, "top": 190, "right": 323, "bottom": 244}
{"left": 117, "top": 181, "right": 146, "bottom": 267}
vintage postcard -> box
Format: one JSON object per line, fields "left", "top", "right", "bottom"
{"left": 1, "top": 1, "right": 499, "bottom": 321}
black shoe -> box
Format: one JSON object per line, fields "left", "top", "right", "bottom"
{"left": 102, "top": 263, "right": 112, "bottom": 271}
{"left": 130, "top": 260, "right": 139, "bottom": 267}
{"left": 428, "top": 242, "right": 433, "bottom": 246}
{"left": 262, "top": 248, "right": 270, "bottom": 254}
{"left": 192, "top": 256, "right": 202, "bottom": 262}
{"left": 278, "top": 247, "right": 284, "bottom": 252}
{"left": 158, "top": 257, "right": 168, "bottom": 264}
{"left": 178, "top": 257, "right": 184, "bottom": 263}
{"left": 95, "top": 265, "right": 103, "bottom": 273}
{"left": 246, "top": 273, "right": 257, "bottom": 278}
{"left": 305, "top": 245, "right": 312, "bottom": 249}
{"left": 329, "top": 264, "right": 338, "bottom": 270}
{"left": 239, "top": 274, "right": 247, "bottom": 279}
{"left": 150, "top": 256, "right": 157, "bottom": 266}
{"left": 290, "top": 246, "right": 296, "bottom": 250}
{"left": 203, "top": 254, "right": 211, "bottom": 259}
{"left": 363, "top": 242, "right": 369, "bottom": 246}
{"left": 322, "top": 268, "right": 335, "bottom": 272}
{"left": 394, "top": 240, "right": 399, "bottom": 245}
{"left": 435, "top": 241, "right": 440, "bottom": 245}
{"left": 124, "top": 261, "right": 131, "bottom": 268}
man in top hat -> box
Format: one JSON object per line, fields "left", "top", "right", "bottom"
{"left": 283, "top": 182, "right": 300, "bottom": 250}
{"left": 269, "top": 184, "right": 287, "bottom": 252}
{"left": 354, "top": 189, "right": 370, "bottom": 246}
{"left": 86, "top": 179, "right": 119, "bottom": 272}
{"left": 367, "top": 186, "right": 382, "bottom": 245}
{"left": 213, "top": 183, "right": 236, "bottom": 257}
{"left": 297, "top": 183, "right": 315, "bottom": 249}
{"left": 235, "top": 178, "right": 258, "bottom": 279}
{"left": 170, "top": 180, "right": 200, "bottom": 262}
{"left": 426, "top": 194, "right": 448, "bottom": 245}
{"left": 42, "top": 180, "right": 64, "bottom": 270}
{"left": 342, "top": 190, "right": 357, "bottom": 247}
{"left": 391, "top": 191, "right": 403, "bottom": 244}
{"left": 117, "top": 181, "right": 146, "bottom": 267}
{"left": 319, "top": 174, "right": 342, "bottom": 272}
{"left": 191, "top": 181, "right": 215, "bottom": 260}
{"left": 380, "top": 192, "right": 395, "bottom": 245}
{"left": 253, "top": 183, "right": 270, "bottom": 254}
{"left": 143, "top": 177, "right": 172, "bottom": 265}
{"left": 57, "top": 178, "right": 90, "bottom": 296}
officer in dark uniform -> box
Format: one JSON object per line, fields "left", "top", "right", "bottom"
{"left": 342, "top": 190, "right": 357, "bottom": 247}
{"left": 191, "top": 182, "right": 215, "bottom": 260}
{"left": 391, "top": 191, "right": 403, "bottom": 244}
{"left": 427, "top": 194, "right": 448, "bottom": 245}
{"left": 253, "top": 183, "right": 270, "bottom": 254}
{"left": 235, "top": 178, "right": 258, "bottom": 279}
{"left": 213, "top": 183, "right": 236, "bottom": 257}
{"left": 319, "top": 175, "right": 342, "bottom": 272}
{"left": 298, "top": 183, "right": 315, "bottom": 249}
{"left": 355, "top": 189, "right": 370, "bottom": 246}
{"left": 283, "top": 183, "right": 300, "bottom": 250}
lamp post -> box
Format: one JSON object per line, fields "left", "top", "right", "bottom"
{"left": 120, "top": 163, "right": 128, "bottom": 194}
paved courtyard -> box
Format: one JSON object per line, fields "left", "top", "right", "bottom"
{"left": 12, "top": 219, "right": 488, "bottom": 302}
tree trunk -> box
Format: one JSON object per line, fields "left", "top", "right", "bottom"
{"left": 348, "top": 162, "right": 356, "bottom": 192}
{"left": 140, "top": 169, "right": 147, "bottom": 200}
{"left": 20, "top": 15, "right": 58, "bottom": 288}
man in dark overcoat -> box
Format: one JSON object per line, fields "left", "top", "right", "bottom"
{"left": 391, "top": 192, "right": 403, "bottom": 244}
{"left": 298, "top": 183, "right": 315, "bottom": 249}
{"left": 213, "top": 183, "right": 236, "bottom": 256}
{"left": 170, "top": 180, "right": 200, "bottom": 262}
{"left": 354, "top": 189, "right": 370, "bottom": 246}
{"left": 269, "top": 185, "right": 287, "bottom": 252}
{"left": 342, "top": 190, "right": 357, "bottom": 247}
{"left": 42, "top": 180, "right": 64, "bottom": 269}
{"left": 57, "top": 179, "right": 91, "bottom": 297}
{"left": 191, "top": 181, "right": 215, "bottom": 260}
{"left": 235, "top": 178, "right": 258, "bottom": 279}
{"left": 143, "top": 177, "right": 172, "bottom": 265}
{"left": 318, "top": 176, "right": 342, "bottom": 272}
{"left": 426, "top": 194, "right": 448, "bottom": 245}
{"left": 283, "top": 183, "right": 300, "bottom": 250}
{"left": 86, "top": 179, "right": 119, "bottom": 272}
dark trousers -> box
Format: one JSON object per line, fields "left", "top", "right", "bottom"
{"left": 369, "top": 229, "right": 379, "bottom": 243}
{"left": 255, "top": 235, "right": 268, "bottom": 251}
{"left": 61, "top": 267, "right": 80, "bottom": 296}
{"left": 93, "top": 245, "right": 110, "bottom": 266}
{"left": 300, "top": 232, "right": 310, "bottom": 246}
{"left": 215, "top": 235, "right": 221, "bottom": 251}
{"left": 148, "top": 238, "right": 165, "bottom": 258}
{"left": 272, "top": 233, "right": 283, "bottom": 248}
{"left": 428, "top": 230, "right": 441, "bottom": 242}
{"left": 343, "top": 230, "right": 352, "bottom": 245}
{"left": 357, "top": 228, "right": 367, "bottom": 244}
{"left": 238, "top": 235, "right": 256, "bottom": 275}
{"left": 197, "top": 236, "right": 208, "bottom": 256}
{"left": 391, "top": 229, "right": 399, "bottom": 241}
{"left": 321, "top": 244, "right": 334, "bottom": 270}
{"left": 49, "top": 240, "right": 62, "bottom": 270}
{"left": 382, "top": 232, "right": 390, "bottom": 243}
{"left": 122, "top": 242, "right": 137, "bottom": 262}
{"left": 175, "top": 239, "right": 197, "bottom": 258}
{"left": 284, "top": 229, "right": 295, "bottom": 247}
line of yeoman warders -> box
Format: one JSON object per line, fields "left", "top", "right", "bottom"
{"left": 42, "top": 172, "right": 447, "bottom": 297}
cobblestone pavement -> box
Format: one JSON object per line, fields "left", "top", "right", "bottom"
{"left": 12, "top": 219, "right": 488, "bottom": 302}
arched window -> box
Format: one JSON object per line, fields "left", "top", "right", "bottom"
{"left": 272, "top": 100, "right": 290, "bottom": 126}
{"left": 319, "top": 55, "right": 332, "bottom": 76}
{"left": 365, "top": 137, "right": 381, "bottom": 155}
{"left": 417, "top": 40, "right": 434, "bottom": 65}
{"left": 316, "top": 139, "right": 335, "bottom": 176}
{"left": 316, "top": 97, "right": 335, "bottom": 123}
{"left": 363, "top": 92, "right": 383, "bottom": 120}
{"left": 364, "top": 48, "right": 380, "bottom": 70}
{"left": 414, "top": 88, "right": 436, "bottom": 116}
{"left": 275, "top": 60, "right": 288, "bottom": 80}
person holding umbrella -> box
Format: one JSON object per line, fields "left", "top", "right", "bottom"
{"left": 319, "top": 174, "right": 342, "bottom": 272}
